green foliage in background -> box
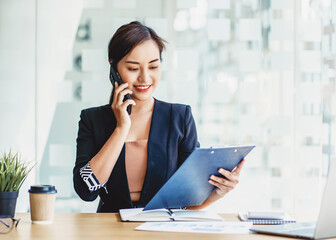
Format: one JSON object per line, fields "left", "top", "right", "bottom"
{"left": 0, "top": 150, "right": 35, "bottom": 192}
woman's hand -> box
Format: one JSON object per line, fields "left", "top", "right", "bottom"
{"left": 111, "top": 82, "right": 136, "bottom": 130}
{"left": 187, "top": 159, "right": 246, "bottom": 210}
{"left": 208, "top": 158, "right": 245, "bottom": 197}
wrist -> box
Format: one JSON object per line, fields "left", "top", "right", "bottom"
{"left": 214, "top": 188, "right": 227, "bottom": 198}
{"left": 114, "top": 126, "right": 129, "bottom": 138}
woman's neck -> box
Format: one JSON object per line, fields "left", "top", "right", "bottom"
{"left": 131, "top": 97, "right": 155, "bottom": 115}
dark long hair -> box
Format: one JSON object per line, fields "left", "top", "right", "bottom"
{"left": 108, "top": 21, "right": 166, "bottom": 105}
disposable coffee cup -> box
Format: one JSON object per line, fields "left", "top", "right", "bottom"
{"left": 28, "top": 185, "right": 57, "bottom": 224}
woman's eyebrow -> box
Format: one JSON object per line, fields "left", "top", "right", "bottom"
{"left": 125, "top": 58, "right": 159, "bottom": 64}
{"left": 149, "top": 58, "right": 159, "bottom": 63}
{"left": 125, "top": 61, "right": 139, "bottom": 64}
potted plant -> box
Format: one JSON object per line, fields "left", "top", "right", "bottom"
{"left": 0, "top": 150, "right": 35, "bottom": 217}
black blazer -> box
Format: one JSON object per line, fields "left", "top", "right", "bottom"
{"left": 73, "top": 99, "right": 200, "bottom": 212}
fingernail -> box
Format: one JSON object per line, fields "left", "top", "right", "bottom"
{"left": 210, "top": 175, "right": 214, "bottom": 179}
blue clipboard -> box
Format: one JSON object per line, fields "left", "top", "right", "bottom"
{"left": 143, "top": 146, "right": 255, "bottom": 211}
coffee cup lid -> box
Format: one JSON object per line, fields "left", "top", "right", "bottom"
{"left": 28, "top": 185, "right": 57, "bottom": 194}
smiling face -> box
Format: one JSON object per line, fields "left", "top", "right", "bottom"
{"left": 117, "top": 39, "right": 161, "bottom": 102}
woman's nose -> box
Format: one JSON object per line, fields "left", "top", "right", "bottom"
{"left": 138, "top": 69, "right": 150, "bottom": 82}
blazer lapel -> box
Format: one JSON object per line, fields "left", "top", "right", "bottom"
{"left": 139, "top": 99, "right": 170, "bottom": 205}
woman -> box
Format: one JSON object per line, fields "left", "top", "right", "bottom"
{"left": 73, "top": 21, "right": 244, "bottom": 212}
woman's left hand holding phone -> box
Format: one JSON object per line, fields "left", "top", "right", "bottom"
{"left": 89, "top": 82, "right": 136, "bottom": 185}
{"left": 111, "top": 82, "right": 136, "bottom": 132}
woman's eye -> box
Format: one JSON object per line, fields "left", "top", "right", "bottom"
{"left": 150, "top": 66, "right": 158, "bottom": 70}
{"left": 128, "top": 68, "right": 138, "bottom": 71}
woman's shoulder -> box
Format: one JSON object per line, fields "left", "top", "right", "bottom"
{"left": 80, "top": 104, "right": 113, "bottom": 120}
{"left": 154, "top": 99, "right": 194, "bottom": 124}
{"left": 82, "top": 104, "right": 111, "bottom": 113}
{"left": 155, "top": 99, "right": 191, "bottom": 112}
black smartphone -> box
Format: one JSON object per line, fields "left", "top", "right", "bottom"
{"left": 109, "top": 60, "right": 132, "bottom": 115}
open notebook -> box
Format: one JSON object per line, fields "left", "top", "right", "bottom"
{"left": 119, "top": 208, "right": 223, "bottom": 222}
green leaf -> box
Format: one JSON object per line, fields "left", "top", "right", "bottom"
{"left": 0, "top": 149, "right": 35, "bottom": 192}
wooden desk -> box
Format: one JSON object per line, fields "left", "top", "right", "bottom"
{"left": 0, "top": 213, "right": 311, "bottom": 240}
